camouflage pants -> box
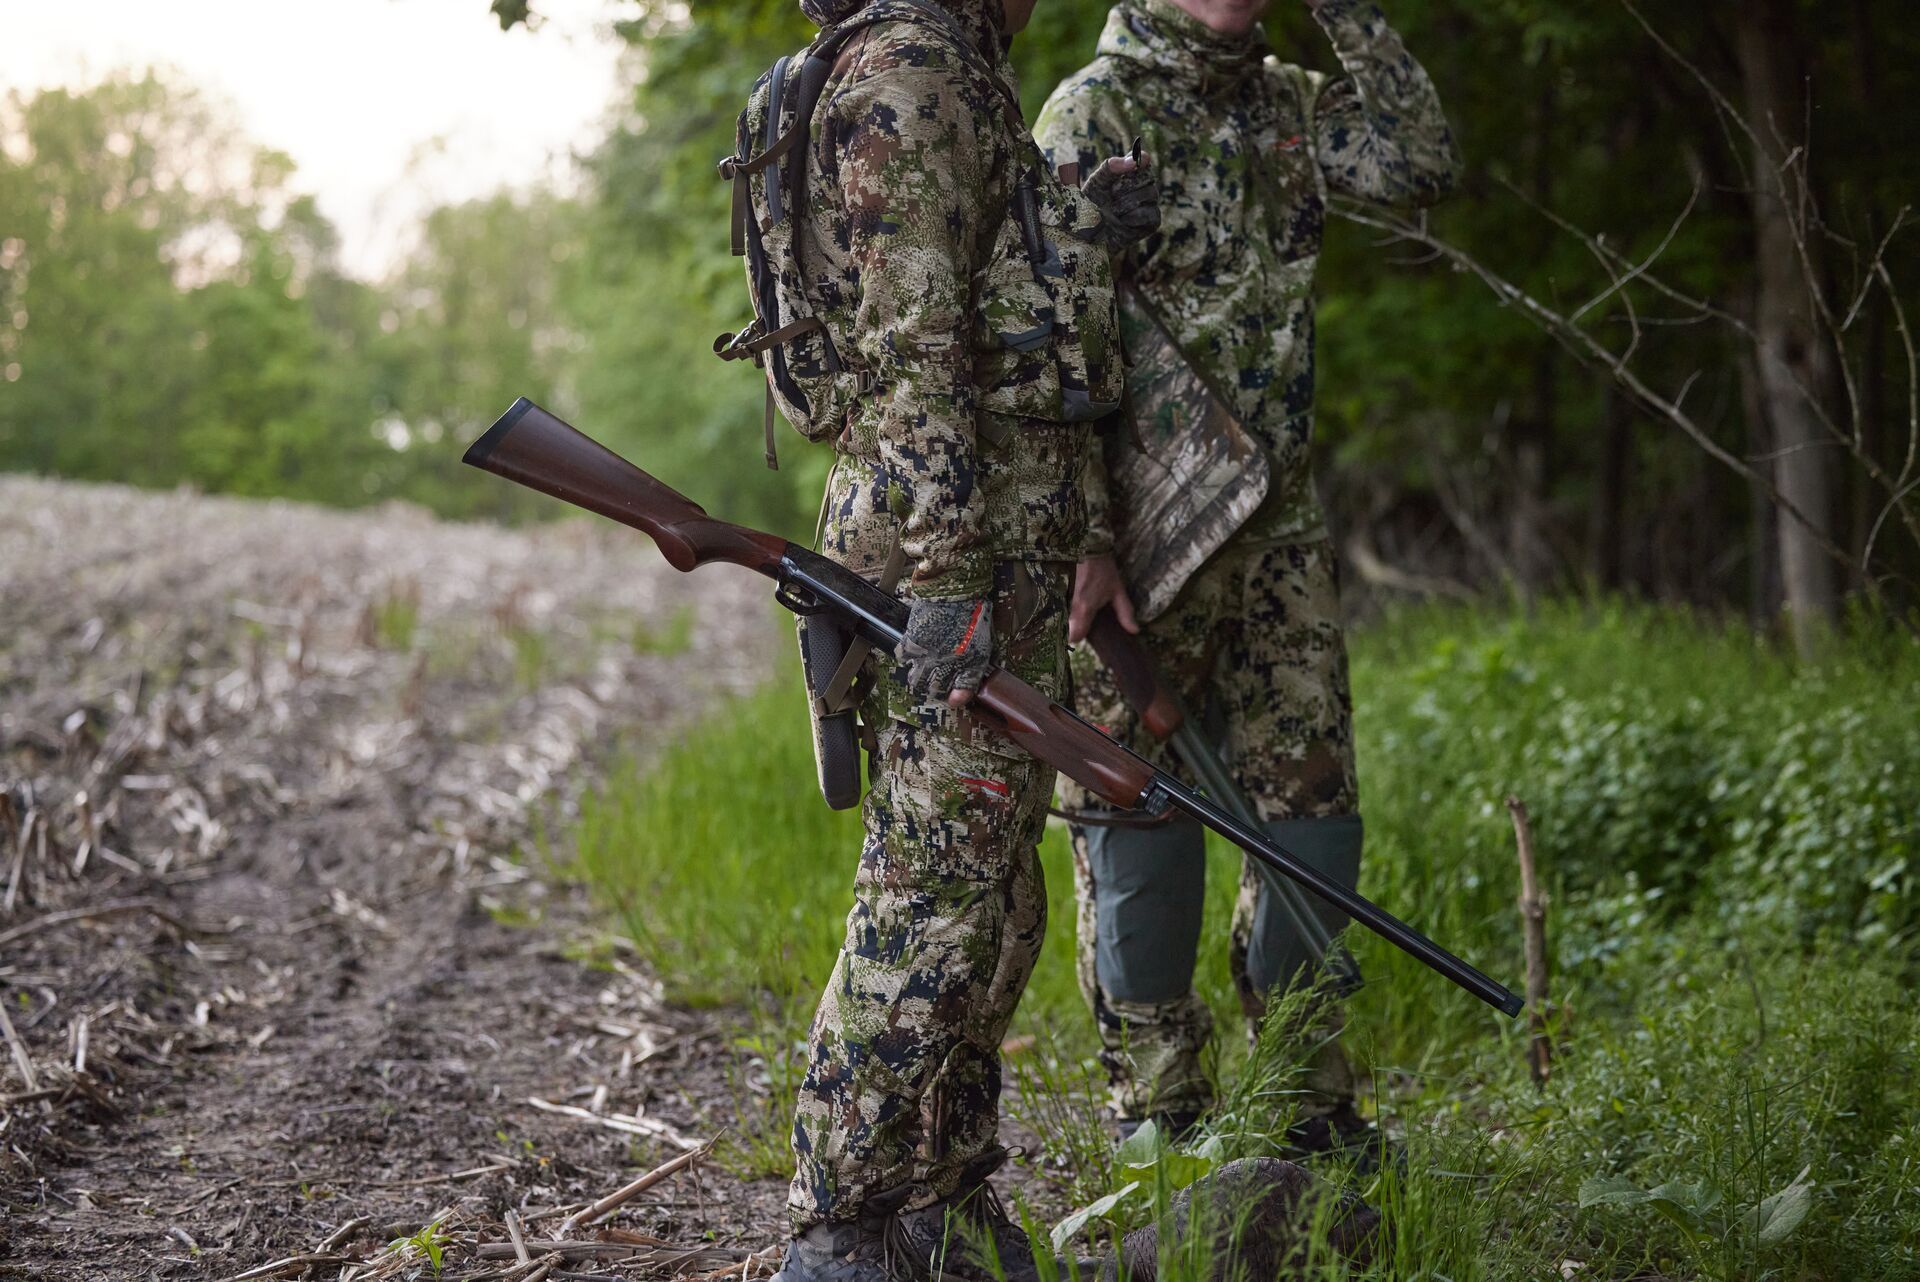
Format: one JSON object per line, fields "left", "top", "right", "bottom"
{"left": 1062, "top": 537, "right": 1360, "bottom": 1120}
{"left": 788, "top": 562, "right": 1070, "bottom": 1230}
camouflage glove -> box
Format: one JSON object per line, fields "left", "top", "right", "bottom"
{"left": 1077, "top": 155, "right": 1160, "bottom": 252}
{"left": 898, "top": 597, "right": 993, "bottom": 701}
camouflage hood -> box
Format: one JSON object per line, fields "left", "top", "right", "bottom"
{"left": 799, "top": 0, "right": 1004, "bottom": 58}
{"left": 1101, "top": 0, "right": 1270, "bottom": 98}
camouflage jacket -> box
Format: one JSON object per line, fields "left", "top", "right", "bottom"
{"left": 800, "top": 0, "right": 1125, "bottom": 600}
{"left": 1035, "top": 0, "right": 1460, "bottom": 548}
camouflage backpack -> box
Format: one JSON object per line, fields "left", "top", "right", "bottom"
{"left": 713, "top": 0, "right": 1026, "bottom": 469}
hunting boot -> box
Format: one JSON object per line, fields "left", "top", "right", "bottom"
{"left": 1282, "top": 1101, "right": 1402, "bottom": 1176}
{"left": 772, "top": 1213, "right": 907, "bottom": 1282}
{"left": 887, "top": 1149, "right": 1039, "bottom": 1282}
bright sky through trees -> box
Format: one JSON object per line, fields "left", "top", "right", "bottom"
{"left": 0, "top": 0, "right": 627, "bottom": 279}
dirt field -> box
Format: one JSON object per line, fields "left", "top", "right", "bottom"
{"left": 0, "top": 477, "right": 794, "bottom": 1280}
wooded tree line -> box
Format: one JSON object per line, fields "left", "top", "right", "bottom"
{"left": 4, "top": 1, "right": 1915, "bottom": 643}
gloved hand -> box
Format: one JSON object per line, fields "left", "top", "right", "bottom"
{"left": 1076, "top": 151, "right": 1160, "bottom": 252}
{"left": 898, "top": 597, "right": 993, "bottom": 704}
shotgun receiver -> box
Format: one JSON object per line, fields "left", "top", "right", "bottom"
{"left": 463, "top": 399, "right": 1524, "bottom": 1019}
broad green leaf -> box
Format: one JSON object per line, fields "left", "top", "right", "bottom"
{"left": 1120, "top": 1150, "right": 1216, "bottom": 1192}
{"left": 1744, "top": 1166, "right": 1814, "bottom": 1246}
{"left": 1051, "top": 1182, "right": 1142, "bottom": 1255}
{"left": 1114, "top": 1119, "right": 1161, "bottom": 1168}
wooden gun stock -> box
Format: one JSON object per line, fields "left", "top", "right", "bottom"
{"left": 463, "top": 399, "right": 787, "bottom": 575}
{"left": 1087, "top": 608, "right": 1184, "bottom": 740}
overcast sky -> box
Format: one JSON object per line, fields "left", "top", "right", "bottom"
{"left": 1, "top": 0, "right": 632, "bottom": 279}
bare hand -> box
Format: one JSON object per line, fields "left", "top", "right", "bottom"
{"left": 1069, "top": 554, "right": 1140, "bottom": 646}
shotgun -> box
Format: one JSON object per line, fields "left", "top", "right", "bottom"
{"left": 463, "top": 398, "right": 1524, "bottom": 1019}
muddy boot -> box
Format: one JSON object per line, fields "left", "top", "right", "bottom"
{"left": 773, "top": 1215, "right": 909, "bottom": 1282}
{"left": 1103, "top": 1157, "right": 1380, "bottom": 1281}
{"left": 1281, "top": 1102, "right": 1400, "bottom": 1176}
{"left": 888, "top": 1150, "right": 1039, "bottom": 1282}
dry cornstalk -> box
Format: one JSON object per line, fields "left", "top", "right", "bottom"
{"left": 71, "top": 790, "right": 94, "bottom": 877}
{"left": 523, "top": 1096, "right": 700, "bottom": 1151}
{"left": 371, "top": 1158, "right": 517, "bottom": 1189}
{"left": 685, "top": 1245, "right": 785, "bottom": 1282}
{"left": 317, "top": 1215, "right": 371, "bottom": 1252}
{"left": 4, "top": 811, "right": 37, "bottom": 915}
{"left": 0, "top": 898, "right": 201, "bottom": 950}
{"left": 1505, "top": 796, "right": 1552, "bottom": 1085}
{"left": 557, "top": 1135, "right": 716, "bottom": 1234}
{"left": 214, "top": 1251, "right": 353, "bottom": 1282}
{"left": 505, "top": 1209, "right": 532, "bottom": 1265}
{"left": 0, "top": 995, "right": 37, "bottom": 1092}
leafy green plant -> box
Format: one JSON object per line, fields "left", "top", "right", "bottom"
{"left": 1578, "top": 1165, "right": 1814, "bottom": 1253}
{"left": 633, "top": 605, "right": 697, "bottom": 656}
{"left": 386, "top": 1217, "right": 450, "bottom": 1275}
{"left": 371, "top": 581, "right": 421, "bottom": 651}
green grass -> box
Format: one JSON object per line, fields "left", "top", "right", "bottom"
{"left": 563, "top": 601, "right": 1920, "bottom": 1279}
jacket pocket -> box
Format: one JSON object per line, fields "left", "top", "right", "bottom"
{"left": 972, "top": 155, "right": 1123, "bottom": 425}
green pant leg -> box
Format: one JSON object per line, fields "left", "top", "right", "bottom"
{"left": 1220, "top": 537, "right": 1362, "bottom": 1113}
{"left": 1062, "top": 556, "right": 1230, "bottom": 1119}
{"left": 1069, "top": 821, "right": 1216, "bottom": 1119}
{"left": 786, "top": 716, "right": 1053, "bottom": 1229}
{"left": 788, "top": 561, "right": 1069, "bottom": 1229}
{"left": 924, "top": 811, "right": 1049, "bottom": 1172}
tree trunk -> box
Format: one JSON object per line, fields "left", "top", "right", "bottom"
{"left": 1508, "top": 59, "right": 1559, "bottom": 597}
{"left": 1741, "top": 353, "right": 1782, "bottom": 627}
{"left": 1733, "top": 0, "right": 1840, "bottom": 653}
{"left": 1844, "top": 0, "right": 1886, "bottom": 590}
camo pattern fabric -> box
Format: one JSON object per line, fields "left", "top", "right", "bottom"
{"left": 796, "top": 0, "right": 1124, "bottom": 601}
{"left": 789, "top": 562, "right": 1071, "bottom": 1228}
{"left": 1035, "top": 0, "right": 1460, "bottom": 554}
{"left": 1062, "top": 538, "right": 1359, "bottom": 1118}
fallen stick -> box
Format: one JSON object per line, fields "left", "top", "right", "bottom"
{"left": 215, "top": 1252, "right": 353, "bottom": 1282}
{"left": 372, "top": 1159, "right": 518, "bottom": 1189}
{"left": 505, "top": 1209, "right": 532, "bottom": 1265}
{"left": 685, "top": 1245, "right": 784, "bottom": 1282}
{"left": 558, "top": 1137, "right": 717, "bottom": 1234}
{"left": 519, "top": 1202, "right": 588, "bottom": 1226}
{"left": 0, "top": 997, "right": 37, "bottom": 1092}
{"left": 0, "top": 898, "right": 205, "bottom": 951}
{"left": 3, "top": 811, "right": 35, "bottom": 915}
{"left": 317, "top": 1215, "right": 370, "bottom": 1252}
{"left": 523, "top": 1096, "right": 701, "bottom": 1152}
{"left": 520, "top": 1255, "right": 563, "bottom": 1282}
{"left": 1506, "top": 796, "right": 1552, "bottom": 1085}
{"left": 476, "top": 1239, "right": 672, "bottom": 1261}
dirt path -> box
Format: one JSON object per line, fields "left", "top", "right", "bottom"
{"left": 0, "top": 478, "right": 792, "bottom": 1279}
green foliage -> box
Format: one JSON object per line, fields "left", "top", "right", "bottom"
{"left": 1347, "top": 601, "right": 1920, "bottom": 1057}
{"left": 0, "top": 73, "right": 567, "bottom": 519}
{"left": 371, "top": 582, "right": 422, "bottom": 651}
{"left": 386, "top": 1217, "right": 451, "bottom": 1274}
{"left": 565, "top": 603, "right": 1920, "bottom": 1280}
{"left": 566, "top": 666, "right": 862, "bottom": 1010}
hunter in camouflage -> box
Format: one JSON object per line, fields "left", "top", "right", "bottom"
{"left": 767, "top": 1, "right": 1152, "bottom": 1279}
{"left": 1034, "top": 0, "right": 1459, "bottom": 1139}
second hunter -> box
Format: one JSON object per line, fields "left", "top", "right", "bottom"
{"left": 1035, "top": 0, "right": 1460, "bottom": 1155}
{"left": 717, "top": 0, "right": 1156, "bottom": 1279}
